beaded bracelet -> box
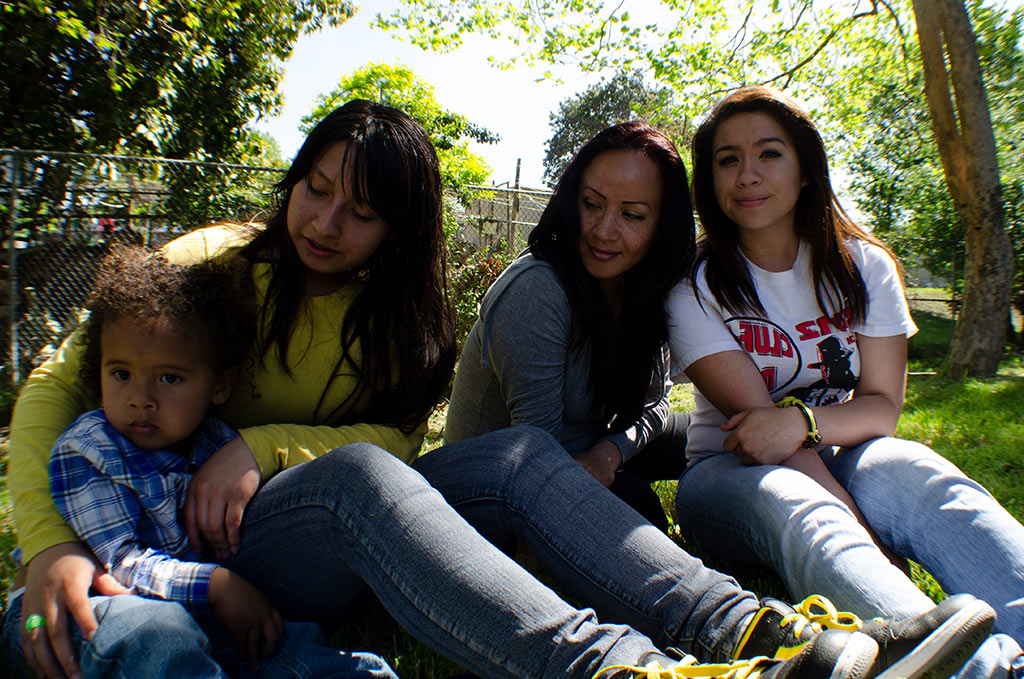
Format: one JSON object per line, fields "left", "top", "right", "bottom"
{"left": 775, "top": 396, "right": 822, "bottom": 448}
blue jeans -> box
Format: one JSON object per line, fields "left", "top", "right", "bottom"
{"left": 410, "top": 426, "right": 760, "bottom": 663}
{"left": 1, "top": 588, "right": 396, "bottom": 678}
{"left": 217, "top": 430, "right": 669, "bottom": 679}
{"left": 675, "top": 436, "right": 1024, "bottom": 678}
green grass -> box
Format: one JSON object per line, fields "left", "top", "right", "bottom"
{"left": 1, "top": 295, "right": 1022, "bottom": 676}
{"left": 0, "top": 445, "right": 16, "bottom": 604}
{"left": 906, "top": 288, "right": 956, "bottom": 370}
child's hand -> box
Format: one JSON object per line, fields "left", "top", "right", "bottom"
{"left": 185, "top": 436, "right": 261, "bottom": 559}
{"left": 209, "top": 567, "right": 284, "bottom": 671}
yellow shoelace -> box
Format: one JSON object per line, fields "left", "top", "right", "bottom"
{"left": 784, "top": 594, "right": 863, "bottom": 636}
{"left": 593, "top": 655, "right": 774, "bottom": 679}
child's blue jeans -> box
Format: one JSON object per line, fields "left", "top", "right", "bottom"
{"left": 2, "top": 587, "right": 397, "bottom": 678}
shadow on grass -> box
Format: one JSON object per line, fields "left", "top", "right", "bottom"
{"left": 905, "top": 372, "right": 1024, "bottom": 411}
{"left": 908, "top": 308, "right": 954, "bottom": 364}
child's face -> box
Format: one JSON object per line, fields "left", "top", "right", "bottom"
{"left": 100, "top": 316, "right": 234, "bottom": 451}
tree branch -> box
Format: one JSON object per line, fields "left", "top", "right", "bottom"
{"left": 764, "top": 7, "right": 879, "bottom": 87}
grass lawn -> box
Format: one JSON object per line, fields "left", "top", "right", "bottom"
{"left": 0, "top": 293, "right": 1021, "bottom": 676}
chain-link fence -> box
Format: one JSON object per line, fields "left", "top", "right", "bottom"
{"left": 7, "top": 147, "right": 987, "bottom": 388}
{"left": 452, "top": 183, "right": 553, "bottom": 255}
{"left": 1, "top": 149, "right": 284, "bottom": 383}
{"left": 1, "top": 151, "right": 554, "bottom": 385}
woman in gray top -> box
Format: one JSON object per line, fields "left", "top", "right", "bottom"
{"left": 445, "top": 120, "right": 694, "bottom": 530}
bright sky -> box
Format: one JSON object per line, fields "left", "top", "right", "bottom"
{"left": 256, "top": 0, "right": 1023, "bottom": 190}
{"left": 254, "top": 1, "right": 598, "bottom": 189}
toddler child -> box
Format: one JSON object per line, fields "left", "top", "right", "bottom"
{"left": 48, "top": 246, "right": 397, "bottom": 678}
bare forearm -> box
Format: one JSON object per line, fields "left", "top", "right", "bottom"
{"left": 811, "top": 393, "right": 901, "bottom": 448}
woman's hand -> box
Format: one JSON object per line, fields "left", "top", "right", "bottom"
{"left": 575, "top": 440, "right": 623, "bottom": 487}
{"left": 21, "top": 542, "right": 130, "bottom": 679}
{"left": 208, "top": 567, "right": 283, "bottom": 670}
{"left": 184, "top": 436, "right": 260, "bottom": 560}
{"left": 721, "top": 406, "right": 806, "bottom": 466}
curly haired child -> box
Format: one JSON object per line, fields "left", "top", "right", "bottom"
{"left": 46, "top": 246, "right": 397, "bottom": 679}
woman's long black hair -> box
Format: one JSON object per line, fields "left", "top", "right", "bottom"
{"left": 240, "top": 99, "right": 455, "bottom": 432}
{"left": 691, "top": 85, "right": 896, "bottom": 322}
{"left": 528, "top": 121, "right": 695, "bottom": 430}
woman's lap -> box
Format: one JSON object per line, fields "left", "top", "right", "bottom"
{"left": 675, "top": 449, "right": 931, "bottom": 619}
{"left": 221, "top": 437, "right": 661, "bottom": 679}
{"left": 5, "top": 435, "right": 665, "bottom": 679}
{"left": 821, "top": 437, "right": 1024, "bottom": 640}
{"left": 413, "top": 425, "right": 758, "bottom": 662}
{"left": 676, "top": 437, "right": 1024, "bottom": 642}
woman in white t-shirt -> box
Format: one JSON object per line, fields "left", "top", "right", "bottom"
{"left": 667, "top": 85, "right": 1024, "bottom": 678}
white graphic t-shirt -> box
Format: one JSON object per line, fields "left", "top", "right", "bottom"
{"left": 667, "top": 239, "right": 917, "bottom": 464}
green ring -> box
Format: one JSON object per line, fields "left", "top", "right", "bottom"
{"left": 24, "top": 614, "right": 46, "bottom": 631}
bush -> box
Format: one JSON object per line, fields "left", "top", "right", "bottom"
{"left": 448, "top": 243, "right": 513, "bottom": 353}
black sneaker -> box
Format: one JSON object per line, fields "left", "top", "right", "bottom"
{"left": 593, "top": 628, "right": 878, "bottom": 679}
{"left": 730, "top": 596, "right": 836, "bottom": 661}
{"left": 731, "top": 593, "right": 995, "bottom": 679}
{"left": 862, "top": 594, "right": 995, "bottom": 679}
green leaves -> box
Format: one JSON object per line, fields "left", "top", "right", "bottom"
{"left": 542, "top": 70, "right": 689, "bottom": 185}
{"left": 303, "top": 62, "right": 498, "bottom": 201}
{"left": 381, "top": 0, "right": 924, "bottom": 127}
{"left": 1, "top": 0, "right": 356, "bottom": 162}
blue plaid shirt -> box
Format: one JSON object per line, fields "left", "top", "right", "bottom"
{"left": 50, "top": 409, "right": 237, "bottom": 611}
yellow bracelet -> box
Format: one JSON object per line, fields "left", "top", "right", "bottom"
{"left": 775, "top": 396, "right": 822, "bottom": 448}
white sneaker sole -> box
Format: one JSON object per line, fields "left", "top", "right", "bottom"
{"left": 830, "top": 631, "right": 879, "bottom": 679}
{"left": 874, "top": 599, "right": 995, "bottom": 679}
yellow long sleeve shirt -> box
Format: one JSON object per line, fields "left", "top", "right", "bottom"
{"left": 9, "top": 224, "right": 424, "bottom": 563}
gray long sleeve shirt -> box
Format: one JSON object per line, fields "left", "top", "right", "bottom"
{"left": 444, "top": 254, "right": 672, "bottom": 461}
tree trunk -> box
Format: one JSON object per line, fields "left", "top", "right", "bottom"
{"left": 911, "top": 0, "right": 1013, "bottom": 377}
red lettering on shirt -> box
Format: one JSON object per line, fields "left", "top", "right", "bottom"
{"left": 736, "top": 321, "right": 754, "bottom": 353}
{"left": 736, "top": 321, "right": 794, "bottom": 358}
{"left": 796, "top": 320, "right": 819, "bottom": 340}
{"left": 797, "top": 307, "right": 853, "bottom": 341}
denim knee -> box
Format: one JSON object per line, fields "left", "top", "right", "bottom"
{"left": 831, "top": 437, "right": 989, "bottom": 518}
{"left": 289, "top": 442, "right": 410, "bottom": 502}
{"left": 84, "top": 596, "right": 228, "bottom": 679}
{"left": 832, "top": 437, "right": 961, "bottom": 483}
{"left": 466, "top": 425, "right": 566, "bottom": 470}
{"left": 416, "top": 425, "right": 569, "bottom": 494}
{"left": 90, "top": 595, "right": 210, "bottom": 652}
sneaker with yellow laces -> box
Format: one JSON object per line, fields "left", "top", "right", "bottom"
{"left": 593, "top": 628, "right": 878, "bottom": 679}
{"left": 731, "top": 593, "right": 995, "bottom": 679}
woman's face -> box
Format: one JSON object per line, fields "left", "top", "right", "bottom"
{"left": 711, "top": 111, "right": 804, "bottom": 239}
{"left": 576, "top": 149, "right": 663, "bottom": 297}
{"left": 287, "top": 141, "right": 391, "bottom": 294}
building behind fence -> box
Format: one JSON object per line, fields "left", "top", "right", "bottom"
{"left": 0, "top": 150, "right": 556, "bottom": 383}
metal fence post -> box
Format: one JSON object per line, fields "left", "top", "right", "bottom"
{"left": 7, "top": 150, "right": 21, "bottom": 383}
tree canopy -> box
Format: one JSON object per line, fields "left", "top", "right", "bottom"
{"left": 543, "top": 71, "right": 687, "bottom": 186}
{"left": 1, "top": 0, "right": 356, "bottom": 162}
{"left": 303, "top": 62, "right": 498, "bottom": 199}
{"left": 379, "top": 0, "right": 1022, "bottom": 375}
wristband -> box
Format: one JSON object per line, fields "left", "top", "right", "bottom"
{"left": 775, "top": 396, "right": 822, "bottom": 448}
